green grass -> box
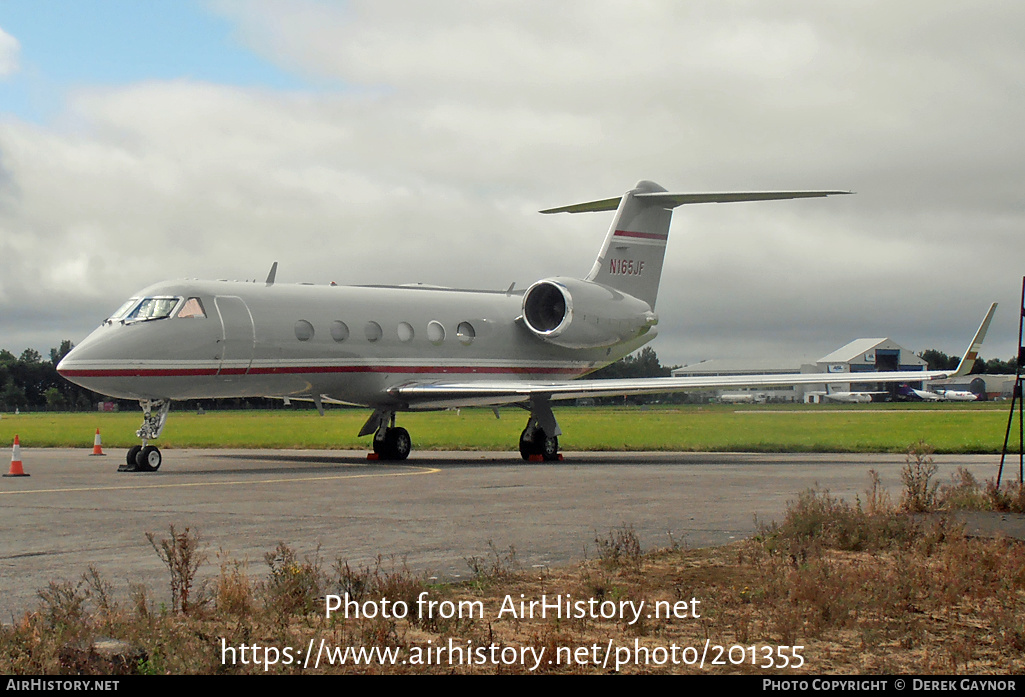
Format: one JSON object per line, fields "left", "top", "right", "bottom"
{"left": 0, "top": 402, "right": 1013, "bottom": 453}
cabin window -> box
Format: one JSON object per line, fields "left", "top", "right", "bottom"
{"left": 124, "top": 296, "right": 181, "bottom": 323}
{"left": 365, "top": 321, "right": 383, "bottom": 342}
{"left": 457, "top": 321, "right": 476, "bottom": 346}
{"left": 294, "top": 320, "right": 315, "bottom": 341}
{"left": 397, "top": 322, "right": 414, "bottom": 342}
{"left": 176, "top": 297, "right": 206, "bottom": 319}
{"left": 331, "top": 321, "right": 349, "bottom": 342}
{"left": 427, "top": 320, "right": 446, "bottom": 345}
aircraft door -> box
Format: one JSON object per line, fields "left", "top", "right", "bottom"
{"left": 215, "top": 296, "right": 255, "bottom": 377}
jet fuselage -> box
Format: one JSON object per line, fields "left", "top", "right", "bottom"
{"left": 58, "top": 278, "right": 656, "bottom": 406}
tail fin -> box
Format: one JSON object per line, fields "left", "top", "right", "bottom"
{"left": 950, "top": 302, "right": 998, "bottom": 377}
{"left": 541, "top": 181, "right": 850, "bottom": 309}
{"left": 584, "top": 180, "right": 672, "bottom": 308}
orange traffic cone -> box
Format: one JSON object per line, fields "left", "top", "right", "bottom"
{"left": 90, "top": 428, "right": 106, "bottom": 456}
{"left": 4, "top": 435, "right": 29, "bottom": 477}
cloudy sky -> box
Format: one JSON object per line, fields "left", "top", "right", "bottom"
{"left": 0, "top": 0, "right": 1022, "bottom": 367}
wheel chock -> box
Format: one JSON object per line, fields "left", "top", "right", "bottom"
{"left": 528, "top": 453, "right": 563, "bottom": 462}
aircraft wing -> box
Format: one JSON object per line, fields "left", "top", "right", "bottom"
{"left": 391, "top": 303, "right": 998, "bottom": 409}
{"left": 391, "top": 368, "right": 962, "bottom": 409}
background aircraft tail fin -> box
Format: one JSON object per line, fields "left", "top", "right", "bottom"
{"left": 950, "top": 302, "right": 998, "bottom": 377}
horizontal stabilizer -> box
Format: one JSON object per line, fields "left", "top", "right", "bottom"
{"left": 541, "top": 190, "right": 851, "bottom": 214}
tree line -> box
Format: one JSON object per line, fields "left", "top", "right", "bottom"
{"left": 0, "top": 340, "right": 100, "bottom": 411}
{"left": 918, "top": 349, "right": 1018, "bottom": 375}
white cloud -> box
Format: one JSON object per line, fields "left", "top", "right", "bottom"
{"left": 0, "top": 26, "right": 19, "bottom": 77}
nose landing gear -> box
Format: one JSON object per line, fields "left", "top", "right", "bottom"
{"left": 119, "top": 400, "right": 169, "bottom": 472}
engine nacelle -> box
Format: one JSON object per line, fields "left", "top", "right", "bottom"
{"left": 521, "top": 277, "right": 657, "bottom": 349}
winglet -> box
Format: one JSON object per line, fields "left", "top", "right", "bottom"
{"left": 951, "top": 303, "right": 998, "bottom": 377}
{"left": 265, "top": 261, "right": 278, "bottom": 287}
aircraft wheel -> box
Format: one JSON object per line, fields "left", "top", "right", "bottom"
{"left": 539, "top": 434, "right": 559, "bottom": 462}
{"left": 126, "top": 445, "right": 142, "bottom": 470}
{"left": 519, "top": 428, "right": 535, "bottom": 461}
{"left": 136, "top": 445, "right": 162, "bottom": 472}
{"left": 384, "top": 427, "right": 411, "bottom": 461}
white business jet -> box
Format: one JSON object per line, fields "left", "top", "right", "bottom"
{"left": 56, "top": 181, "right": 997, "bottom": 471}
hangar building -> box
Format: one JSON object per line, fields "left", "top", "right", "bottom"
{"left": 816, "top": 338, "right": 927, "bottom": 400}
{"left": 672, "top": 337, "right": 927, "bottom": 403}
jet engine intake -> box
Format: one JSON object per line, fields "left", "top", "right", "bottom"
{"left": 521, "top": 277, "right": 656, "bottom": 349}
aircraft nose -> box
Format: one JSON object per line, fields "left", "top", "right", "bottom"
{"left": 56, "top": 327, "right": 114, "bottom": 389}
{"left": 56, "top": 345, "right": 83, "bottom": 378}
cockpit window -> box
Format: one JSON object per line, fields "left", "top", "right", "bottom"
{"left": 124, "top": 296, "right": 182, "bottom": 323}
{"left": 107, "top": 298, "right": 140, "bottom": 322}
{"left": 176, "top": 297, "right": 206, "bottom": 319}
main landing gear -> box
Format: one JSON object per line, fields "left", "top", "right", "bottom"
{"left": 518, "top": 397, "right": 562, "bottom": 461}
{"left": 119, "top": 400, "right": 170, "bottom": 472}
{"left": 519, "top": 418, "right": 560, "bottom": 461}
{"left": 359, "top": 399, "right": 563, "bottom": 463}
{"left": 361, "top": 409, "right": 412, "bottom": 461}
{"left": 373, "top": 425, "right": 412, "bottom": 461}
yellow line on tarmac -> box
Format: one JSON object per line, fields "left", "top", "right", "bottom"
{"left": 0, "top": 465, "right": 442, "bottom": 496}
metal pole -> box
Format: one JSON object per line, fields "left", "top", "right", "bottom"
{"left": 1019, "top": 277, "right": 1024, "bottom": 483}
{"left": 998, "top": 276, "right": 1025, "bottom": 486}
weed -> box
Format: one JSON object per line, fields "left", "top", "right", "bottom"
{"left": 146, "top": 525, "right": 207, "bottom": 614}
{"left": 214, "top": 554, "right": 254, "bottom": 617}
{"left": 37, "top": 580, "right": 87, "bottom": 633}
{"left": 129, "top": 583, "right": 150, "bottom": 621}
{"left": 373, "top": 562, "right": 429, "bottom": 626}
{"left": 465, "top": 540, "right": 518, "bottom": 585}
{"left": 263, "top": 543, "right": 325, "bottom": 619}
{"left": 900, "top": 441, "right": 938, "bottom": 512}
{"left": 594, "top": 525, "right": 643, "bottom": 569}
{"left": 938, "top": 467, "right": 990, "bottom": 510}
{"left": 862, "top": 469, "right": 893, "bottom": 515}
{"left": 663, "top": 529, "right": 684, "bottom": 551}
{"left": 334, "top": 558, "right": 377, "bottom": 604}
{"left": 984, "top": 479, "right": 1025, "bottom": 513}
{"left": 331, "top": 556, "right": 437, "bottom": 631}
{"left": 83, "top": 566, "right": 118, "bottom": 631}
